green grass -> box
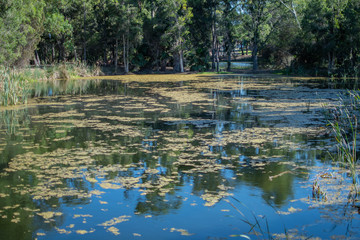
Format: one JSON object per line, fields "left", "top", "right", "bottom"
{"left": 0, "top": 63, "right": 102, "bottom": 106}
{"left": 0, "top": 68, "right": 30, "bottom": 106}
{"left": 328, "top": 91, "right": 360, "bottom": 194}
{"left": 42, "top": 62, "right": 102, "bottom": 80}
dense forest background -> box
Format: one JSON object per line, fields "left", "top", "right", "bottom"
{"left": 1, "top": 0, "right": 360, "bottom": 76}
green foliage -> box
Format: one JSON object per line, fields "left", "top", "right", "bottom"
{"left": 1, "top": 0, "right": 360, "bottom": 77}
{"left": 241, "top": 0, "right": 284, "bottom": 70}
{"left": 292, "top": 0, "right": 360, "bottom": 76}
{"left": 261, "top": 9, "right": 299, "bottom": 68}
{"left": 0, "top": 0, "right": 45, "bottom": 67}
{"left": 186, "top": 0, "right": 213, "bottom": 71}
{"left": 0, "top": 63, "right": 102, "bottom": 107}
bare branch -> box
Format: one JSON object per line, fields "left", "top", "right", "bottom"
{"left": 278, "top": 0, "right": 302, "bottom": 29}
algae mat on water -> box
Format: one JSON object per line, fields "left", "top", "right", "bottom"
{"left": 0, "top": 75, "right": 359, "bottom": 240}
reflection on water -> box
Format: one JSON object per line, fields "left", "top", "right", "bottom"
{"left": 0, "top": 75, "right": 359, "bottom": 239}
{"left": 216, "top": 62, "right": 253, "bottom": 70}
{"left": 31, "top": 79, "right": 125, "bottom": 98}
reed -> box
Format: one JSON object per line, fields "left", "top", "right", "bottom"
{"left": 43, "top": 62, "right": 102, "bottom": 80}
{"left": 0, "top": 68, "right": 30, "bottom": 106}
{"left": 328, "top": 91, "right": 359, "bottom": 192}
{"left": 0, "top": 63, "right": 102, "bottom": 106}
{"left": 225, "top": 196, "right": 300, "bottom": 239}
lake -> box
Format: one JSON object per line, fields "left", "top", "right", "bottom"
{"left": 211, "top": 62, "right": 253, "bottom": 70}
{"left": 0, "top": 74, "right": 359, "bottom": 239}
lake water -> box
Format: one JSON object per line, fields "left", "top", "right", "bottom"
{"left": 212, "top": 62, "right": 252, "bottom": 70}
{"left": 0, "top": 75, "right": 359, "bottom": 239}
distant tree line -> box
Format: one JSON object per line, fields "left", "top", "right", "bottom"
{"left": 1, "top": 0, "right": 360, "bottom": 76}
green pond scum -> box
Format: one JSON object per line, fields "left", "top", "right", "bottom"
{"left": 0, "top": 75, "right": 359, "bottom": 239}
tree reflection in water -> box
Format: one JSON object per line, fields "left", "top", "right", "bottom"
{"left": 0, "top": 75, "right": 357, "bottom": 239}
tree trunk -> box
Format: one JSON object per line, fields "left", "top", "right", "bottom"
{"left": 173, "top": 38, "right": 184, "bottom": 73}
{"left": 156, "top": 49, "right": 160, "bottom": 71}
{"left": 180, "top": 49, "right": 184, "bottom": 73}
{"left": 83, "top": 1, "right": 87, "bottom": 62}
{"left": 211, "top": 5, "right": 217, "bottom": 70}
{"left": 161, "top": 59, "right": 167, "bottom": 71}
{"left": 52, "top": 43, "right": 55, "bottom": 63}
{"left": 212, "top": 49, "right": 216, "bottom": 70}
{"left": 34, "top": 50, "right": 40, "bottom": 66}
{"left": 123, "top": 35, "right": 129, "bottom": 74}
{"left": 74, "top": 49, "right": 78, "bottom": 62}
{"left": 126, "top": 36, "right": 130, "bottom": 73}
{"left": 60, "top": 36, "right": 65, "bottom": 62}
{"left": 179, "top": 40, "right": 184, "bottom": 73}
{"left": 216, "top": 41, "right": 220, "bottom": 72}
{"left": 227, "top": 48, "right": 231, "bottom": 72}
{"left": 241, "top": 41, "right": 244, "bottom": 55}
{"left": 83, "top": 39, "right": 87, "bottom": 62}
{"left": 173, "top": 52, "right": 180, "bottom": 72}
{"left": 352, "top": 49, "right": 357, "bottom": 69}
{"left": 328, "top": 51, "right": 335, "bottom": 76}
{"left": 103, "top": 48, "right": 107, "bottom": 65}
{"left": 57, "top": 43, "right": 61, "bottom": 63}
{"left": 252, "top": 42, "right": 258, "bottom": 71}
{"left": 115, "top": 38, "right": 118, "bottom": 73}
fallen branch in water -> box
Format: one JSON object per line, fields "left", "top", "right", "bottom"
{"left": 269, "top": 171, "right": 293, "bottom": 181}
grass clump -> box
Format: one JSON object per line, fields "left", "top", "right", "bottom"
{"left": 0, "top": 63, "right": 103, "bottom": 106}
{"left": 43, "top": 62, "right": 103, "bottom": 80}
{"left": 328, "top": 91, "right": 360, "bottom": 193}
{"left": 0, "top": 67, "right": 31, "bottom": 106}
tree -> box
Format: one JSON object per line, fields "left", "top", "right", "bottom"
{"left": 299, "top": 0, "right": 348, "bottom": 75}
{"left": 209, "top": 0, "right": 220, "bottom": 71}
{"left": 221, "top": 0, "right": 238, "bottom": 72}
{"left": 260, "top": 1, "right": 302, "bottom": 68}
{"left": 106, "top": 0, "right": 140, "bottom": 73}
{"left": 139, "top": 0, "right": 171, "bottom": 71}
{"left": 278, "top": 0, "right": 302, "bottom": 30}
{"left": 38, "top": 0, "right": 74, "bottom": 64}
{"left": 187, "top": 0, "right": 213, "bottom": 71}
{"left": 162, "top": 0, "right": 192, "bottom": 72}
{"left": 0, "top": 0, "right": 45, "bottom": 67}
{"left": 241, "top": 0, "right": 282, "bottom": 71}
{"left": 341, "top": 0, "right": 360, "bottom": 74}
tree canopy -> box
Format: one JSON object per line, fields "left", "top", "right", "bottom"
{"left": 1, "top": 0, "right": 360, "bottom": 76}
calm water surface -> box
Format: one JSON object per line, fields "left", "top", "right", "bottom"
{"left": 0, "top": 75, "right": 359, "bottom": 239}
{"left": 215, "top": 62, "right": 252, "bottom": 70}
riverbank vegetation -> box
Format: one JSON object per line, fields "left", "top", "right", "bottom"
{"left": 328, "top": 91, "right": 360, "bottom": 194}
{"left": 1, "top": 0, "right": 360, "bottom": 76}
{"left": 0, "top": 63, "right": 101, "bottom": 106}
{"left": 0, "top": 68, "right": 30, "bottom": 106}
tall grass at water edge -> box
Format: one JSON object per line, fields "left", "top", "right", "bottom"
{"left": 0, "top": 68, "right": 30, "bottom": 106}
{"left": 42, "top": 62, "right": 102, "bottom": 80}
{"left": 0, "top": 63, "right": 102, "bottom": 106}
{"left": 328, "top": 91, "right": 360, "bottom": 194}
